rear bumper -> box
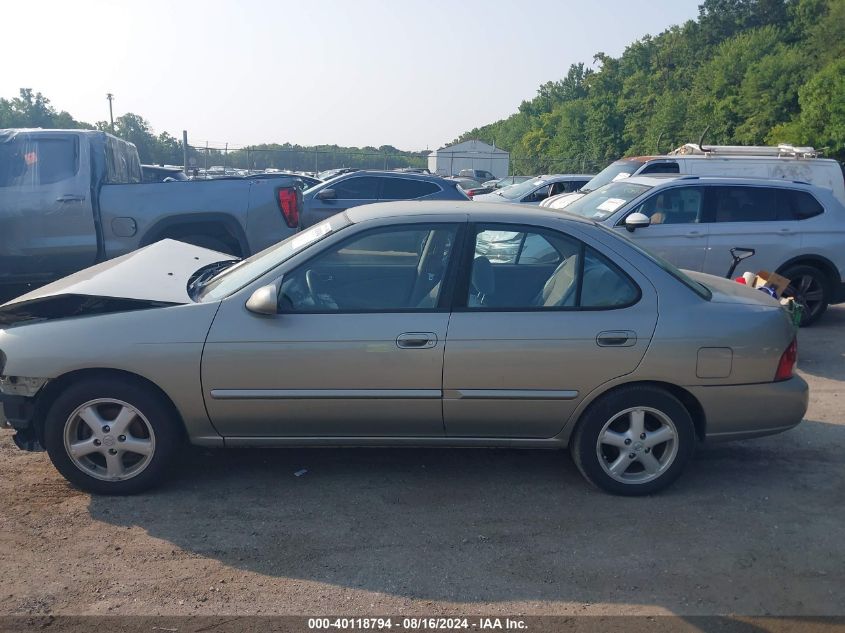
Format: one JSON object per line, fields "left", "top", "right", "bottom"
{"left": 688, "top": 375, "right": 809, "bottom": 442}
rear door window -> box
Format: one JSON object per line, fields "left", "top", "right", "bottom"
{"left": 331, "top": 176, "right": 380, "bottom": 199}
{"left": 467, "top": 224, "right": 638, "bottom": 310}
{"left": 0, "top": 136, "right": 79, "bottom": 187}
{"left": 380, "top": 178, "right": 440, "bottom": 200}
{"left": 709, "top": 186, "right": 783, "bottom": 222}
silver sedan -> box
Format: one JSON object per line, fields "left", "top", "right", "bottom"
{"left": 0, "top": 201, "right": 808, "bottom": 495}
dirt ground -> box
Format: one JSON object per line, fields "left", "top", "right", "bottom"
{"left": 0, "top": 308, "right": 843, "bottom": 618}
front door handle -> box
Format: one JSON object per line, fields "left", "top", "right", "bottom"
{"left": 396, "top": 332, "right": 437, "bottom": 349}
{"left": 684, "top": 230, "right": 704, "bottom": 238}
{"left": 56, "top": 194, "right": 85, "bottom": 202}
{"left": 597, "top": 330, "right": 637, "bottom": 347}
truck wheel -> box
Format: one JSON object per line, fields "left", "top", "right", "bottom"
{"left": 178, "top": 234, "right": 237, "bottom": 256}
{"left": 43, "top": 378, "right": 181, "bottom": 495}
{"left": 570, "top": 386, "right": 696, "bottom": 496}
{"left": 781, "top": 264, "right": 829, "bottom": 326}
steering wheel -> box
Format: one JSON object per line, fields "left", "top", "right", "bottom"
{"left": 305, "top": 269, "right": 337, "bottom": 310}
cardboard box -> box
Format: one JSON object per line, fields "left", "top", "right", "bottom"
{"left": 754, "top": 270, "right": 791, "bottom": 298}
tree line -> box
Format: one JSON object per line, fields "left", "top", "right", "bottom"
{"left": 3, "top": 0, "right": 842, "bottom": 176}
{"left": 0, "top": 90, "right": 427, "bottom": 172}
{"left": 454, "top": 0, "right": 845, "bottom": 174}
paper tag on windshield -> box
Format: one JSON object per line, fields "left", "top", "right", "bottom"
{"left": 292, "top": 223, "right": 331, "bottom": 250}
{"left": 597, "top": 198, "right": 626, "bottom": 212}
{"left": 611, "top": 172, "right": 631, "bottom": 181}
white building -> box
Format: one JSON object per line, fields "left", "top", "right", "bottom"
{"left": 427, "top": 139, "right": 509, "bottom": 178}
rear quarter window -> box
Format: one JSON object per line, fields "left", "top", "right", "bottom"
{"left": 787, "top": 190, "right": 824, "bottom": 220}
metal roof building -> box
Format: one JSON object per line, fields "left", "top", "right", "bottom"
{"left": 427, "top": 139, "right": 510, "bottom": 178}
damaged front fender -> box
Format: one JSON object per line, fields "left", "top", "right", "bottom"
{"left": 0, "top": 294, "right": 178, "bottom": 329}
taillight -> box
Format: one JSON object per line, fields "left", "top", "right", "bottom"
{"left": 775, "top": 337, "right": 797, "bottom": 381}
{"left": 278, "top": 188, "right": 299, "bottom": 228}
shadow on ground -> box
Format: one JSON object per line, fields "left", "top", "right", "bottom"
{"left": 86, "top": 419, "right": 845, "bottom": 613}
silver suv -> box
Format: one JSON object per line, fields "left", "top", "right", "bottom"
{"left": 562, "top": 174, "right": 845, "bottom": 324}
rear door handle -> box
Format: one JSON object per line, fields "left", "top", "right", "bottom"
{"left": 56, "top": 194, "right": 85, "bottom": 202}
{"left": 684, "top": 230, "right": 704, "bottom": 238}
{"left": 396, "top": 332, "right": 437, "bottom": 349}
{"left": 597, "top": 330, "right": 637, "bottom": 347}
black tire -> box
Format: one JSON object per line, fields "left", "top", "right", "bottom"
{"left": 177, "top": 234, "right": 237, "bottom": 256}
{"left": 43, "top": 378, "right": 181, "bottom": 495}
{"left": 781, "top": 264, "right": 829, "bottom": 327}
{"left": 570, "top": 386, "right": 696, "bottom": 496}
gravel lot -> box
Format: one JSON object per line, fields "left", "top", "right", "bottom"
{"left": 1, "top": 307, "right": 843, "bottom": 617}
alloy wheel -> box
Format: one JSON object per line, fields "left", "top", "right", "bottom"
{"left": 595, "top": 406, "right": 679, "bottom": 484}
{"left": 63, "top": 398, "right": 156, "bottom": 482}
{"left": 785, "top": 274, "right": 825, "bottom": 321}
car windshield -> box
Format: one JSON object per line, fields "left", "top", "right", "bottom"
{"left": 499, "top": 177, "right": 546, "bottom": 200}
{"left": 563, "top": 181, "right": 652, "bottom": 220}
{"left": 198, "top": 214, "right": 351, "bottom": 301}
{"left": 580, "top": 159, "right": 647, "bottom": 192}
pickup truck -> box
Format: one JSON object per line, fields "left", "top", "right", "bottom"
{"left": 0, "top": 129, "right": 302, "bottom": 293}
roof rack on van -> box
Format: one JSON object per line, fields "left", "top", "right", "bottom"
{"left": 669, "top": 143, "right": 821, "bottom": 159}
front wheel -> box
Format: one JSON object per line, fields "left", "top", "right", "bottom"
{"left": 44, "top": 378, "right": 181, "bottom": 495}
{"left": 570, "top": 386, "right": 696, "bottom": 496}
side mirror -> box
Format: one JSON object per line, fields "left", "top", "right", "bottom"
{"left": 316, "top": 188, "right": 336, "bottom": 200}
{"left": 245, "top": 283, "right": 279, "bottom": 315}
{"left": 625, "top": 212, "right": 651, "bottom": 232}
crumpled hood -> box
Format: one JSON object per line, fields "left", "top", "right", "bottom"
{"left": 687, "top": 270, "right": 782, "bottom": 307}
{"left": 0, "top": 240, "right": 232, "bottom": 328}
{"left": 2, "top": 239, "right": 230, "bottom": 308}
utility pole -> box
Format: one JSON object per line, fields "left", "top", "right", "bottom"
{"left": 106, "top": 93, "right": 115, "bottom": 131}
{"left": 182, "top": 130, "right": 188, "bottom": 177}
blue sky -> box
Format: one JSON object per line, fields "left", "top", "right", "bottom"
{"left": 4, "top": 0, "right": 702, "bottom": 150}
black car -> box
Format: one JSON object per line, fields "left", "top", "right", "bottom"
{"left": 300, "top": 170, "right": 469, "bottom": 227}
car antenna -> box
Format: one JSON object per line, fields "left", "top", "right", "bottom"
{"left": 698, "top": 126, "right": 711, "bottom": 153}
{"left": 656, "top": 131, "right": 665, "bottom": 155}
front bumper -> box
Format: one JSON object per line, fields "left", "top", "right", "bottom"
{"left": 0, "top": 392, "right": 42, "bottom": 451}
{"left": 688, "top": 375, "right": 809, "bottom": 442}
{"left": 832, "top": 281, "right": 845, "bottom": 305}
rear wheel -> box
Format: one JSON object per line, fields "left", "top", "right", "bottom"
{"left": 571, "top": 386, "right": 696, "bottom": 496}
{"left": 781, "top": 265, "right": 829, "bottom": 326}
{"left": 44, "top": 378, "right": 181, "bottom": 495}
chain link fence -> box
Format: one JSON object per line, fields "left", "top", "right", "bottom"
{"left": 184, "top": 143, "right": 606, "bottom": 178}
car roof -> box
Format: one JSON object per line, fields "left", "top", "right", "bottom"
{"left": 622, "top": 174, "right": 827, "bottom": 191}
{"left": 345, "top": 200, "right": 597, "bottom": 226}
{"left": 334, "top": 170, "right": 450, "bottom": 182}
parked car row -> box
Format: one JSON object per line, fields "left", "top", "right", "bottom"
{"left": 536, "top": 144, "right": 845, "bottom": 326}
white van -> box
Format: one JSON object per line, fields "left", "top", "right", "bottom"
{"left": 542, "top": 144, "right": 845, "bottom": 209}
